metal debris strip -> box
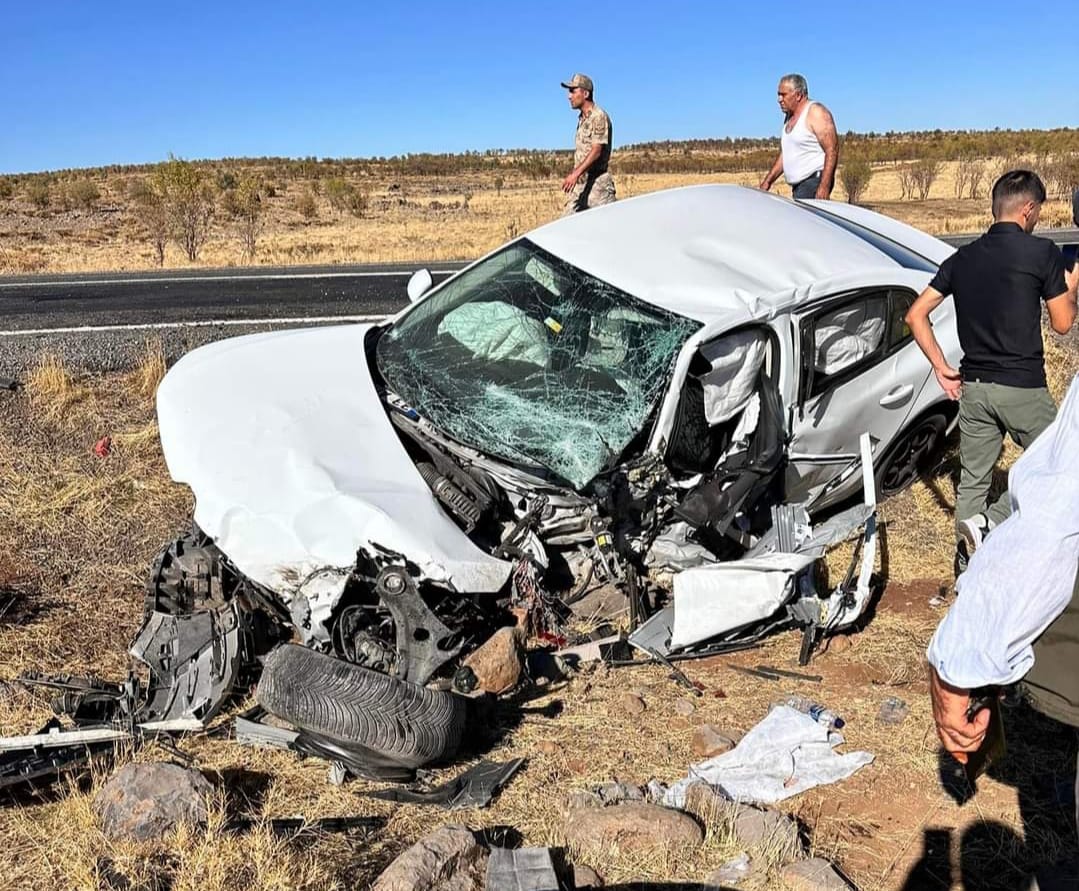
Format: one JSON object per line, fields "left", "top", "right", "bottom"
{"left": 486, "top": 847, "right": 560, "bottom": 891}
{"left": 228, "top": 815, "right": 386, "bottom": 837}
{"left": 363, "top": 757, "right": 526, "bottom": 810}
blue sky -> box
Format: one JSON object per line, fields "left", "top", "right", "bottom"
{"left": 4, "top": 0, "right": 1077, "bottom": 174}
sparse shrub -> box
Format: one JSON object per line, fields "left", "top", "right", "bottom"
{"left": 26, "top": 178, "right": 50, "bottom": 210}
{"left": 231, "top": 175, "right": 263, "bottom": 261}
{"left": 839, "top": 156, "right": 873, "bottom": 204}
{"left": 461, "top": 190, "right": 473, "bottom": 211}
{"left": 67, "top": 179, "right": 100, "bottom": 211}
{"left": 130, "top": 176, "right": 168, "bottom": 266}
{"left": 324, "top": 177, "right": 351, "bottom": 211}
{"left": 911, "top": 157, "right": 942, "bottom": 200}
{"left": 347, "top": 188, "right": 369, "bottom": 218}
{"left": 895, "top": 162, "right": 917, "bottom": 201}
{"left": 294, "top": 189, "right": 318, "bottom": 221}
{"left": 954, "top": 155, "right": 987, "bottom": 200}
{"left": 216, "top": 170, "right": 238, "bottom": 192}
{"left": 494, "top": 175, "right": 504, "bottom": 197}
{"left": 157, "top": 156, "right": 215, "bottom": 262}
{"left": 0, "top": 177, "right": 13, "bottom": 200}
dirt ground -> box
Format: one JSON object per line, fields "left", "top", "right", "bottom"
{"left": 0, "top": 337, "right": 1078, "bottom": 890}
{"left": 1, "top": 158, "right": 1075, "bottom": 276}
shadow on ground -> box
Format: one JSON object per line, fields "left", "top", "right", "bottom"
{"left": 900, "top": 701, "right": 1078, "bottom": 890}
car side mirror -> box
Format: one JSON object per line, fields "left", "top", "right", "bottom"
{"left": 407, "top": 268, "right": 433, "bottom": 303}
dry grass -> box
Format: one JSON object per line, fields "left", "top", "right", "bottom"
{"left": 1, "top": 336, "right": 1078, "bottom": 888}
{"left": 1, "top": 157, "right": 1073, "bottom": 276}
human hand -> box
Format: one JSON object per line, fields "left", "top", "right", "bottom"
{"left": 758, "top": 178, "right": 772, "bottom": 191}
{"left": 1066, "top": 259, "right": 1079, "bottom": 294}
{"left": 934, "top": 364, "right": 962, "bottom": 400}
{"left": 928, "top": 667, "right": 989, "bottom": 764}
{"left": 562, "top": 172, "right": 579, "bottom": 193}
{"left": 814, "top": 185, "right": 830, "bottom": 200}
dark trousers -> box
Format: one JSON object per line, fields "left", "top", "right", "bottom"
{"left": 791, "top": 172, "right": 822, "bottom": 200}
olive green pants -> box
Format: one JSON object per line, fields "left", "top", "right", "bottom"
{"left": 956, "top": 381, "right": 1056, "bottom": 531}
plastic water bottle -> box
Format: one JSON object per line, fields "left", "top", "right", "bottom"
{"left": 781, "top": 694, "right": 845, "bottom": 730}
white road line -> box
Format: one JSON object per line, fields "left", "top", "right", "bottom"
{"left": 0, "top": 269, "right": 461, "bottom": 288}
{"left": 0, "top": 314, "right": 389, "bottom": 337}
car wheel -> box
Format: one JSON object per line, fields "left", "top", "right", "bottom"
{"left": 876, "top": 412, "right": 949, "bottom": 498}
{"left": 256, "top": 644, "right": 468, "bottom": 770}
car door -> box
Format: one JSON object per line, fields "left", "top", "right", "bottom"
{"left": 786, "top": 287, "right": 929, "bottom": 507}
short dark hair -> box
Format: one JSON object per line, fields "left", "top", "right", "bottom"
{"left": 991, "top": 169, "right": 1046, "bottom": 218}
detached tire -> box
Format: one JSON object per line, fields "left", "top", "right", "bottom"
{"left": 256, "top": 644, "right": 468, "bottom": 769}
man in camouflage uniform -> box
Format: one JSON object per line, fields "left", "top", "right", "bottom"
{"left": 560, "top": 73, "right": 615, "bottom": 216}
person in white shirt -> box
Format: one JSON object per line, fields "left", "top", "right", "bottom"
{"left": 758, "top": 73, "right": 838, "bottom": 200}
{"left": 928, "top": 371, "right": 1079, "bottom": 839}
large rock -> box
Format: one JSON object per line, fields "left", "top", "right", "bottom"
{"left": 93, "top": 762, "right": 213, "bottom": 841}
{"left": 691, "top": 724, "right": 740, "bottom": 759}
{"left": 733, "top": 804, "right": 802, "bottom": 856}
{"left": 619, "top": 692, "right": 646, "bottom": 715}
{"left": 462, "top": 627, "right": 522, "bottom": 695}
{"left": 563, "top": 802, "right": 703, "bottom": 857}
{"left": 372, "top": 825, "right": 488, "bottom": 891}
{"left": 684, "top": 781, "right": 730, "bottom": 824}
{"left": 779, "top": 858, "right": 849, "bottom": 891}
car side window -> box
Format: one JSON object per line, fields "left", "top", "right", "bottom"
{"left": 887, "top": 289, "right": 915, "bottom": 348}
{"left": 803, "top": 293, "right": 889, "bottom": 398}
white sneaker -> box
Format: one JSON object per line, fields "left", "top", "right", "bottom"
{"left": 955, "top": 514, "right": 992, "bottom": 577}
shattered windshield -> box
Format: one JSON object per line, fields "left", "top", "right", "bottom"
{"left": 376, "top": 239, "right": 701, "bottom": 488}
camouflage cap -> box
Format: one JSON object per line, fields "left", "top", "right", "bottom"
{"left": 560, "top": 73, "right": 594, "bottom": 93}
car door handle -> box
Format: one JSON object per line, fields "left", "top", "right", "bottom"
{"left": 879, "top": 384, "right": 914, "bottom": 408}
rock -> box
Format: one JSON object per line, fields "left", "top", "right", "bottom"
{"left": 573, "top": 864, "right": 604, "bottom": 887}
{"left": 691, "top": 724, "right": 739, "bottom": 759}
{"left": 673, "top": 697, "right": 696, "bottom": 716}
{"left": 462, "top": 627, "right": 522, "bottom": 695}
{"left": 620, "top": 692, "right": 646, "bottom": 715}
{"left": 704, "top": 852, "right": 753, "bottom": 887}
{"left": 733, "top": 805, "right": 801, "bottom": 856}
{"left": 594, "top": 781, "right": 645, "bottom": 805}
{"left": 826, "top": 634, "right": 855, "bottom": 655}
{"left": 683, "top": 782, "right": 730, "bottom": 823}
{"left": 372, "top": 825, "right": 488, "bottom": 891}
{"left": 779, "top": 858, "right": 849, "bottom": 891}
{"left": 93, "top": 762, "right": 213, "bottom": 841}
{"left": 563, "top": 802, "right": 703, "bottom": 857}
{"left": 536, "top": 739, "right": 563, "bottom": 756}
{"left": 565, "top": 789, "right": 603, "bottom": 812}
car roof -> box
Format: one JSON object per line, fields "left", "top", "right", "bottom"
{"left": 527, "top": 184, "right": 944, "bottom": 326}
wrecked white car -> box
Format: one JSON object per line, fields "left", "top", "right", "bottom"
{"left": 22, "top": 186, "right": 960, "bottom": 780}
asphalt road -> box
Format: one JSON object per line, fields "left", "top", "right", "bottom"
{"left": 0, "top": 262, "right": 464, "bottom": 374}
{"left": 1, "top": 227, "right": 1076, "bottom": 375}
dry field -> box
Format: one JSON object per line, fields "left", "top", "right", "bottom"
{"left": 0, "top": 157, "right": 1075, "bottom": 277}
{"left": 0, "top": 334, "right": 1077, "bottom": 890}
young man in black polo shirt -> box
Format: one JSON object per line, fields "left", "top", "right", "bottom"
{"left": 906, "top": 170, "right": 1079, "bottom": 574}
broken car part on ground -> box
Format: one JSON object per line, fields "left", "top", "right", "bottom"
{"left": 2, "top": 186, "right": 961, "bottom": 784}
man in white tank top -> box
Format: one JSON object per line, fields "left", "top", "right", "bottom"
{"left": 758, "top": 73, "right": 838, "bottom": 200}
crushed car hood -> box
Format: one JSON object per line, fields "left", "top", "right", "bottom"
{"left": 156, "top": 325, "right": 512, "bottom": 603}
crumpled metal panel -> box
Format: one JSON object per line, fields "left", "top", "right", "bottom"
{"left": 129, "top": 604, "right": 245, "bottom": 723}
{"left": 156, "top": 324, "right": 512, "bottom": 640}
